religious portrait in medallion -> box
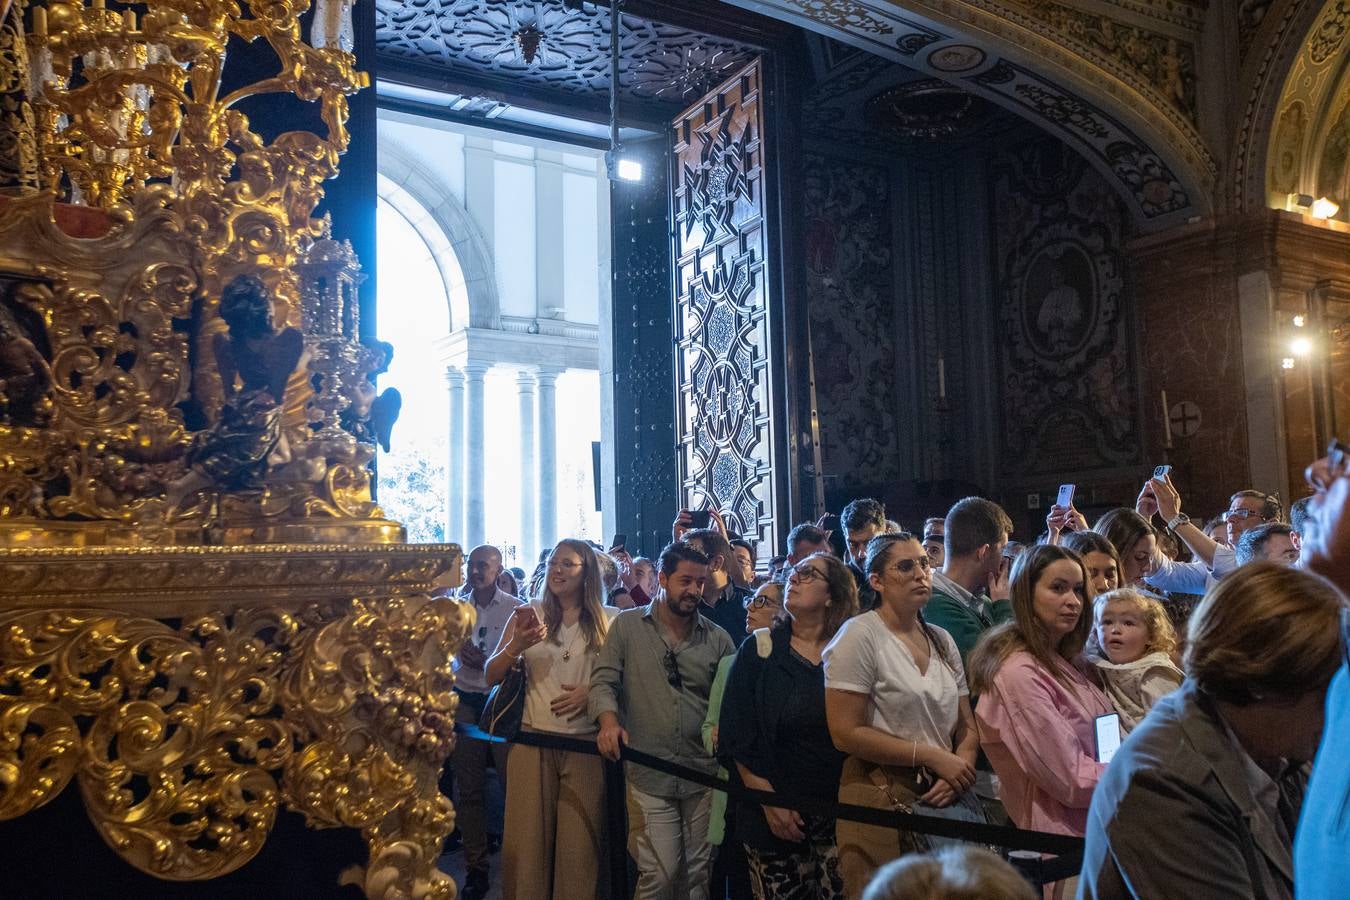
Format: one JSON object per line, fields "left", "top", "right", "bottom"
{"left": 1023, "top": 243, "right": 1095, "bottom": 358}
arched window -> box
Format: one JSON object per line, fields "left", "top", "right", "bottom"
{"left": 375, "top": 195, "right": 451, "bottom": 542}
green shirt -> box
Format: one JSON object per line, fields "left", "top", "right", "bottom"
{"left": 925, "top": 570, "right": 1013, "bottom": 668}
{"left": 588, "top": 599, "right": 735, "bottom": 798}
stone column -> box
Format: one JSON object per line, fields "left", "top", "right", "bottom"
{"left": 536, "top": 368, "right": 562, "bottom": 553}
{"left": 444, "top": 366, "right": 466, "bottom": 545}
{"left": 463, "top": 362, "right": 490, "bottom": 549}
{"left": 517, "top": 369, "right": 538, "bottom": 567}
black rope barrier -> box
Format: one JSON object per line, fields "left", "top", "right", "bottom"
{"left": 455, "top": 723, "right": 1085, "bottom": 886}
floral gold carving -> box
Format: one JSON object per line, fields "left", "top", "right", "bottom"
{"left": 0, "top": 542, "right": 468, "bottom": 897}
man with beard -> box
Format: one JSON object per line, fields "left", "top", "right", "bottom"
{"left": 448, "top": 544, "right": 521, "bottom": 900}
{"left": 590, "top": 542, "right": 735, "bottom": 900}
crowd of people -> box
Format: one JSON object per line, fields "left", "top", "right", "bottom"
{"left": 439, "top": 453, "right": 1350, "bottom": 900}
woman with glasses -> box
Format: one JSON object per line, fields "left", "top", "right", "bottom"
{"left": 716, "top": 553, "right": 858, "bottom": 899}
{"left": 485, "top": 538, "right": 616, "bottom": 900}
{"left": 823, "top": 533, "right": 979, "bottom": 898}
{"left": 701, "top": 577, "right": 788, "bottom": 896}
{"left": 967, "top": 545, "right": 1113, "bottom": 898}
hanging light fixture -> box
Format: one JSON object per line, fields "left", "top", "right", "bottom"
{"left": 604, "top": 0, "right": 642, "bottom": 182}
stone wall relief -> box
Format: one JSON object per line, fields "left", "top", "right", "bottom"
{"left": 992, "top": 136, "right": 1139, "bottom": 475}
{"left": 802, "top": 155, "right": 900, "bottom": 491}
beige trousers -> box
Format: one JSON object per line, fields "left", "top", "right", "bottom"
{"left": 500, "top": 737, "right": 608, "bottom": 900}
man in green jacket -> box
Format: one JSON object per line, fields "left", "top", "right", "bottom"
{"left": 925, "top": 496, "right": 1014, "bottom": 667}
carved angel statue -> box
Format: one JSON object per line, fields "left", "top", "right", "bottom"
{"left": 341, "top": 339, "right": 402, "bottom": 452}
{"left": 165, "top": 275, "right": 305, "bottom": 508}
{"left": 0, "top": 300, "right": 53, "bottom": 427}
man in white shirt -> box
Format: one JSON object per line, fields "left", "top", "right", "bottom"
{"left": 449, "top": 544, "right": 522, "bottom": 900}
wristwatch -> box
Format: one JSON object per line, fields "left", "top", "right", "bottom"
{"left": 1167, "top": 513, "right": 1191, "bottom": 530}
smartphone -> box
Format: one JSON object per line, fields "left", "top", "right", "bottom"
{"left": 1153, "top": 464, "right": 1172, "bottom": 480}
{"left": 1094, "top": 712, "right": 1122, "bottom": 764}
{"left": 516, "top": 606, "right": 539, "bottom": 629}
{"left": 688, "top": 509, "right": 712, "bottom": 529}
{"left": 611, "top": 533, "right": 627, "bottom": 551}
{"left": 1056, "top": 484, "right": 1075, "bottom": 508}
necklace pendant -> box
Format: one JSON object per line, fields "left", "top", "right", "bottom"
{"left": 562, "top": 650, "right": 571, "bottom": 661}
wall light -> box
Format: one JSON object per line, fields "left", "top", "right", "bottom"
{"left": 1311, "top": 196, "right": 1340, "bottom": 220}
{"left": 1283, "top": 357, "right": 1296, "bottom": 370}
{"left": 1291, "top": 335, "right": 1314, "bottom": 357}
{"left": 605, "top": 151, "right": 642, "bottom": 182}
{"left": 1293, "top": 314, "right": 1306, "bottom": 327}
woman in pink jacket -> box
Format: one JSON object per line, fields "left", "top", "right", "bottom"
{"left": 968, "top": 545, "right": 1113, "bottom": 897}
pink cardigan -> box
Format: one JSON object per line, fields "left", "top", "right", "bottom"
{"left": 975, "top": 651, "right": 1113, "bottom": 837}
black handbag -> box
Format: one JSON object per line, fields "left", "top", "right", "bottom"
{"left": 479, "top": 657, "right": 526, "bottom": 740}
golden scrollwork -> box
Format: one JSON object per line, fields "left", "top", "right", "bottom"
{"left": 0, "top": 543, "right": 469, "bottom": 896}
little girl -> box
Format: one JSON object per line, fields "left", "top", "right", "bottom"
{"left": 1087, "top": 588, "right": 1184, "bottom": 731}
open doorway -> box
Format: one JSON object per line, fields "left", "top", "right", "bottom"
{"left": 375, "top": 107, "right": 609, "bottom": 567}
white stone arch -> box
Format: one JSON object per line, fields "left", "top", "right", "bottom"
{"left": 377, "top": 147, "right": 501, "bottom": 330}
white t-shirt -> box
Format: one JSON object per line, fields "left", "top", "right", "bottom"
{"left": 823, "top": 610, "right": 968, "bottom": 751}
{"left": 520, "top": 603, "right": 619, "bottom": 735}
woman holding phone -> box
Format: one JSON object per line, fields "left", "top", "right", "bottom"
{"left": 485, "top": 538, "right": 617, "bottom": 900}
{"left": 967, "top": 545, "right": 1113, "bottom": 897}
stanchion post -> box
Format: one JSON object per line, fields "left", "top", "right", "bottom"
{"left": 603, "top": 756, "right": 629, "bottom": 897}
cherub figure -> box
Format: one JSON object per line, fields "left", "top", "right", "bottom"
{"left": 166, "top": 275, "right": 305, "bottom": 508}
{"left": 0, "top": 301, "right": 52, "bottom": 427}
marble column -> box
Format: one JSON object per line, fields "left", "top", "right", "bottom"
{"left": 536, "top": 368, "right": 562, "bottom": 553}
{"left": 517, "top": 369, "right": 538, "bottom": 567}
{"left": 463, "top": 362, "right": 489, "bottom": 550}
{"left": 444, "top": 366, "right": 466, "bottom": 545}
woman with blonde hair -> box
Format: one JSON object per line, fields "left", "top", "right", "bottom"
{"left": 485, "top": 538, "right": 616, "bottom": 899}
{"left": 825, "top": 533, "right": 981, "bottom": 898}
{"left": 968, "top": 546, "right": 1112, "bottom": 847}
{"left": 1081, "top": 562, "right": 1347, "bottom": 899}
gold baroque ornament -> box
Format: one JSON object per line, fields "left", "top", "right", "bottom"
{"left": 0, "top": 554, "right": 470, "bottom": 896}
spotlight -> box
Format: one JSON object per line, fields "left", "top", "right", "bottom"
{"left": 605, "top": 150, "right": 642, "bottom": 183}
{"left": 1291, "top": 336, "right": 1313, "bottom": 357}
{"left": 1311, "top": 196, "right": 1340, "bottom": 220}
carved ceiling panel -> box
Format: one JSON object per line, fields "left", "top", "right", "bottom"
{"left": 375, "top": 0, "right": 761, "bottom": 107}
{"left": 726, "top": 0, "right": 1214, "bottom": 228}
{"left": 1263, "top": 0, "right": 1350, "bottom": 217}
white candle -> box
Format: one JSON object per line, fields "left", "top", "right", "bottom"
{"left": 1161, "top": 389, "right": 1173, "bottom": 446}
{"left": 937, "top": 354, "right": 947, "bottom": 401}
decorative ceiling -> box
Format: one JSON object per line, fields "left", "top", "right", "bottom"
{"left": 375, "top": 0, "right": 762, "bottom": 113}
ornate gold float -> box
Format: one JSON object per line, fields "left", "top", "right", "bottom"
{"left": 0, "top": 1, "right": 468, "bottom": 897}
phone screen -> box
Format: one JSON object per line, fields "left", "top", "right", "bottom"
{"left": 1153, "top": 465, "right": 1172, "bottom": 479}
{"left": 1095, "top": 713, "right": 1122, "bottom": 764}
{"left": 1057, "top": 484, "right": 1075, "bottom": 508}
{"left": 612, "top": 533, "right": 627, "bottom": 550}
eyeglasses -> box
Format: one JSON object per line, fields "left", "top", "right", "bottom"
{"left": 789, "top": 565, "right": 825, "bottom": 583}
{"left": 548, "top": 560, "right": 584, "bottom": 572}
{"left": 1222, "top": 509, "right": 1267, "bottom": 523}
{"left": 663, "top": 648, "right": 683, "bottom": 689}
{"left": 743, "top": 593, "right": 782, "bottom": 610}
{"left": 888, "top": 557, "right": 932, "bottom": 575}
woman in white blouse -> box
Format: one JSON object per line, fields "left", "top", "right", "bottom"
{"left": 485, "top": 538, "right": 616, "bottom": 900}
{"left": 824, "top": 533, "right": 980, "bottom": 899}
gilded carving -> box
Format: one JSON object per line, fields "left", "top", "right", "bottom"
{"left": 1013, "top": 1, "right": 1197, "bottom": 120}
{"left": 0, "top": 556, "right": 468, "bottom": 897}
